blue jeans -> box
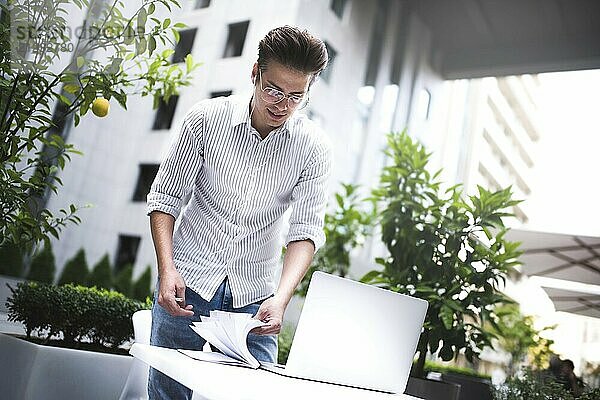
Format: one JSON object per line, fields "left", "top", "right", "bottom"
{"left": 148, "top": 278, "right": 278, "bottom": 400}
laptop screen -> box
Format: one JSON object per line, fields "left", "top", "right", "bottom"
{"left": 285, "top": 272, "right": 428, "bottom": 394}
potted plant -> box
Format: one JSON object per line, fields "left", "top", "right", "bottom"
{"left": 361, "top": 131, "right": 522, "bottom": 399}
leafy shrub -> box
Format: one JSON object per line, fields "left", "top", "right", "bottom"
{"left": 88, "top": 253, "right": 113, "bottom": 289}
{"left": 423, "top": 360, "right": 491, "bottom": 380}
{"left": 57, "top": 248, "right": 89, "bottom": 285}
{"left": 0, "top": 244, "right": 24, "bottom": 277}
{"left": 133, "top": 265, "right": 153, "bottom": 302}
{"left": 6, "top": 281, "right": 151, "bottom": 349}
{"left": 26, "top": 243, "right": 56, "bottom": 284}
{"left": 494, "top": 369, "right": 600, "bottom": 400}
{"left": 114, "top": 264, "right": 134, "bottom": 297}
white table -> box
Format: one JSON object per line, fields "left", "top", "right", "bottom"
{"left": 130, "top": 343, "right": 422, "bottom": 400}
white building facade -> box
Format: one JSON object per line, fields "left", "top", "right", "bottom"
{"left": 45, "top": 0, "right": 544, "bottom": 289}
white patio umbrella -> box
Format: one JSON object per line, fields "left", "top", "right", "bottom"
{"left": 539, "top": 284, "right": 600, "bottom": 319}
{"left": 506, "top": 229, "right": 600, "bottom": 286}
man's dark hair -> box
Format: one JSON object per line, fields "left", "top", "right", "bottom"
{"left": 258, "top": 26, "right": 328, "bottom": 81}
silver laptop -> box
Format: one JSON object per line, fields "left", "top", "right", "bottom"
{"left": 261, "top": 271, "right": 428, "bottom": 394}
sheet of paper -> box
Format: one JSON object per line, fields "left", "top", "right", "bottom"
{"left": 187, "top": 311, "right": 267, "bottom": 369}
{"left": 177, "top": 349, "right": 250, "bottom": 368}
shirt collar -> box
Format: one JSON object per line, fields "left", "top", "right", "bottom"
{"left": 230, "top": 94, "right": 293, "bottom": 138}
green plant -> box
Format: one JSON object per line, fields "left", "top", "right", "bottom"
{"left": 57, "top": 248, "right": 89, "bottom": 285}
{"left": 114, "top": 263, "right": 133, "bottom": 297}
{"left": 87, "top": 253, "right": 112, "bottom": 289}
{"left": 486, "top": 303, "right": 556, "bottom": 376}
{"left": 6, "top": 281, "right": 150, "bottom": 348}
{"left": 295, "top": 183, "right": 375, "bottom": 296}
{"left": 277, "top": 323, "right": 295, "bottom": 365}
{"left": 1, "top": 0, "right": 200, "bottom": 258}
{"left": 0, "top": 243, "right": 24, "bottom": 277}
{"left": 494, "top": 369, "right": 600, "bottom": 400}
{"left": 529, "top": 334, "right": 556, "bottom": 371}
{"left": 25, "top": 242, "right": 56, "bottom": 283}
{"left": 361, "top": 131, "right": 522, "bottom": 378}
{"left": 423, "top": 360, "right": 491, "bottom": 380}
{"left": 132, "top": 264, "right": 152, "bottom": 301}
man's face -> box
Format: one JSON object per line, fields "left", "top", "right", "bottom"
{"left": 252, "top": 61, "right": 311, "bottom": 130}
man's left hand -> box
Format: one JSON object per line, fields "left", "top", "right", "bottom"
{"left": 251, "top": 295, "right": 287, "bottom": 335}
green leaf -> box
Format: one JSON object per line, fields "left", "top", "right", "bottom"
{"left": 163, "top": 18, "right": 171, "bottom": 29}
{"left": 161, "top": 49, "right": 175, "bottom": 58}
{"left": 440, "top": 305, "right": 454, "bottom": 330}
{"left": 148, "top": 36, "right": 157, "bottom": 56}
{"left": 63, "top": 84, "right": 80, "bottom": 94}
{"left": 76, "top": 56, "right": 85, "bottom": 68}
{"left": 360, "top": 270, "right": 382, "bottom": 283}
{"left": 57, "top": 94, "right": 72, "bottom": 106}
{"left": 124, "top": 26, "right": 135, "bottom": 45}
{"left": 136, "top": 38, "right": 147, "bottom": 55}
{"left": 137, "top": 7, "right": 147, "bottom": 31}
{"left": 185, "top": 54, "right": 193, "bottom": 73}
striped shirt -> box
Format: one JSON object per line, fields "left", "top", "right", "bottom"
{"left": 146, "top": 94, "right": 332, "bottom": 308}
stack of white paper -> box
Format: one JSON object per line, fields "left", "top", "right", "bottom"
{"left": 178, "top": 310, "right": 266, "bottom": 369}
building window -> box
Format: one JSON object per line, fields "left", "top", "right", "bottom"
{"left": 152, "top": 95, "right": 179, "bottom": 130}
{"left": 132, "top": 164, "right": 160, "bottom": 202}
{"left": 210, "top": 90, "right": 233, "bottom": 98}
{"left": 330, "top": 0, "right": 347, "bottom": 19}
{"left": 320, "top": 41, "right": 337, "bottom": 83}
{"left": 172, "top": 28, "right": 197, "bottom": 64}
{"left": 194, "top": 0, "right": 210, "bottom": 8}
{"left": 223, "top": 21, "right": 250, "bottom": 58}
{"left": 114, "top": 234, "right": 141, "bottom": 272}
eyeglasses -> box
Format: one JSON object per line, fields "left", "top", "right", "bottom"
{"left": 257, "top": 69, "right": 309, "bottom": 109}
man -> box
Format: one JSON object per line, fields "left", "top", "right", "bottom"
{"left": 145, "top": 26, "right": 331, "bottom": 399}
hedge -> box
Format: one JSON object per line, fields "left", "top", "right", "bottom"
{"left": 6, "top": 281, "right": 151, "bottom": 348}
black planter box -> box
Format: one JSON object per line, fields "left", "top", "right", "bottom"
{"left": 441, "top": 373, "right": 493, "bottom": 400}
{"left": 405, "top": 376, "right": 461, "bottom": 400}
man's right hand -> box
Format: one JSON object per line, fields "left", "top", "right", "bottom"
{"left": 157, "top": 265, "right": 195, "bottom": 317}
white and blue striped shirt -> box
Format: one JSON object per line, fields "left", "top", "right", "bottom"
{"left": 146, "top": 94, "right": 332, "bottom": 308}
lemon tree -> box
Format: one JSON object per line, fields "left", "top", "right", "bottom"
{"left": 0, "top": 0, "right": 201, "bottom": 267}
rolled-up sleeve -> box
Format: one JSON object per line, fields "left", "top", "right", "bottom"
{"left": 146, "top": 104, "right": 204, "bottom": 220}
{"left": 285, "top": 137, "right": 332, "bottom": 253}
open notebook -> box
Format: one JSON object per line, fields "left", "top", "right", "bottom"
{"left": 178, "top": 310, "right": 266, "bottom": 369}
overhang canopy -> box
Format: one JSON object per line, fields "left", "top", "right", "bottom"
{"left": 410, "top": 0, "right": 600, "bottom": 79}
{"left": 506, "top": 229, "right": 600, "bottom": 286}
{"left": 542, "top": 286, "right": 600, "bottom": 319}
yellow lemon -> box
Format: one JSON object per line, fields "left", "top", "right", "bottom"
{"left": 91, "top": 97, "right": 110, "bottom": 117}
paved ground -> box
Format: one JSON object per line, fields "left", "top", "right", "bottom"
{"left": 0, "top": 312, "right": 26, "bottom": 336}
